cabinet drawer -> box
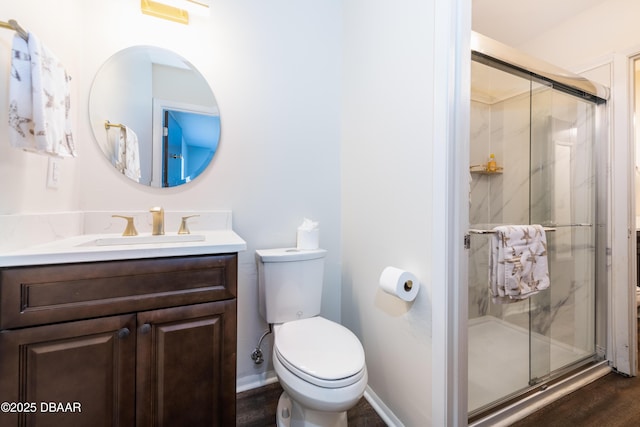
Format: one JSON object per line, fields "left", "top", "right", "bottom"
{"left": 0, "top": 254, "right": 237, "bottom": 329}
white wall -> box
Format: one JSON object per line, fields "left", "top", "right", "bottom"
{"left": 1, "top": 0, "right": 342, "bottom": 389}
{"left": 0, "top": 0, "right": 81, "bottom": 213}
{"left": 507, "top": 0, "right": 640, "bottom": 70}
{"left": 342, "top": 0, "right": 441, "bottom": 423}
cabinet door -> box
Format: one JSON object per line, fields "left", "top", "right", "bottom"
{"left": 136, "top": 300, "right": 236, "bottom": 427}
{"left": 0, "top": 314, "right": 136, "bottom": 427}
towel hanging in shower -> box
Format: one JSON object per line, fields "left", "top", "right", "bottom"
{"left": 489, "top": 224, "right": 550, "bottom": 303}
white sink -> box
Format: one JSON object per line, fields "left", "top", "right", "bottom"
{"left": 93, "top": 234, "right": 206, "bottom": 246}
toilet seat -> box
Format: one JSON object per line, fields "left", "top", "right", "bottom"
{"left": 274, "top": 317, "right": 366, "bottom": 389}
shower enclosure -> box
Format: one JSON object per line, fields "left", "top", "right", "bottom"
{"left": 467, "top": 34, "right": 608, "bottom": 416}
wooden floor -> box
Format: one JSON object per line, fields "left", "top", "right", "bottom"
{"left": 511, "top": 370, "right": 640, "bottom": 427}
{"left": 512, "top": 319, "right": 640, "bottom": 426}
{"left": 239, "top": 322, "right": 640, "bottom": 426}
{"left": 236, "top": 382, "right": 386, "bottom": 427}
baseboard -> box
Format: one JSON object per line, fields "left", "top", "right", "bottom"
{"left": 363, "top": 385, "right": 404, "bottom": 427}
{"left": 236, "top": 370, "right": 279, "bottom": 393}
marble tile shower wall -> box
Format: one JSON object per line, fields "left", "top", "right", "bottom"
{"left": 469, "top": 94, "right": 531, "bottom": 319}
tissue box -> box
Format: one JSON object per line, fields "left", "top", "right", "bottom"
{"left": 297, "top": 229, "right": 319, "bottom": 250}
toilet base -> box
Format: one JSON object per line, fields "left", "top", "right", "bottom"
{"left": 276, "top": 391, "right": 348, "bottom": 427}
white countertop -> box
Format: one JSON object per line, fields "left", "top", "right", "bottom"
{"left": 0, "top": 230, "right": 247, "bottom": 267}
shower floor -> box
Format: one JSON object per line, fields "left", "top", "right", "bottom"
{"left": 468, "top": 316, "right": 590, "bottom": 412}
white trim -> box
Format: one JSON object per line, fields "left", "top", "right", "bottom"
{"left": 574, "top": 53, "right": 637, "bottom": 377}
{"left": 432, "top": 0, "right": 470, "bottom": 425}
{"left": 235, "top": 371, "right": 279, "bottom": 394}
{"left": 362, "top": 386, "right": 404, "bottom": 427}
{"left": 609, "top": 53, "right": 637, "bottom": 376}
{"left": 627, "top": 52, "right": 639, "bottom": 377}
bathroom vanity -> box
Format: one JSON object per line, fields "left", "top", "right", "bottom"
{"left": 0, "top": 254, "right": 237, "bottom": 426}
{"left": 0, "top": 213, "right": 245, "bottom": 426}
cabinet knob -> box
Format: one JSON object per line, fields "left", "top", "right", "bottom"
{"left": 117, "top": 327, "right": 130, "bottom": 339}
{"left": 139, "top": 323, "right": 152, "bottom": 334}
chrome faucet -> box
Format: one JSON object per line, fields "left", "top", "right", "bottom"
{"left": 150, "top": 206, "right": 164, "bottom": 235}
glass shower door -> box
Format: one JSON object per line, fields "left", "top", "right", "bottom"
{"left": 468, "top": 56, "right": 598, "bottom": 414}
{"left": 468, "top": 58, "right": 538, "bottom": 413}
{"left": 528, "top": 87, "right": 597, "bottom": 384}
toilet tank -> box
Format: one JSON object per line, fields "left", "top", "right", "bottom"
{"left": 256, "top": 248, "right": 327, "bottom": 324}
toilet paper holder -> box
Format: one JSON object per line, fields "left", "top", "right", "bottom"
{"left": 403, "top": 279, "right": 414, "bottom": 292}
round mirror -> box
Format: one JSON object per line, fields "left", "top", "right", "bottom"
{"left": 89, "top": 46, "right": 220, "bottom": 187}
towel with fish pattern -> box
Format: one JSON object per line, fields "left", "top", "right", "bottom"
{"left": 489, "top": 225, "right": 550, "bottom": 303}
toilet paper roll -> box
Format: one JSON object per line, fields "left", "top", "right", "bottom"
{"left": 379, "top": 266, "right": 420, "bottom": 302}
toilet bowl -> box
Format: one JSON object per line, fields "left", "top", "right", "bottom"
{"left": 255, "top": 248, "right": 368, "bottom": 426}
{"left": 272, "top": 317, "right": 367, "bottom": 427}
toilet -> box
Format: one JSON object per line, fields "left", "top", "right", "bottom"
{"left": 256, "top": 248, "right": 368, "bottom": 427}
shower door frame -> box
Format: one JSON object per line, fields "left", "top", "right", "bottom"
{"left": 466, "top": 31, "right": 615, "bottom": 423}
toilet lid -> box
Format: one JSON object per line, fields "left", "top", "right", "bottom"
{"left": 275, "top": 317, "right": 365, "bottom": 387}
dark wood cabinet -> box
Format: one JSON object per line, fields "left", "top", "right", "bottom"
{"left": 0, "top": 254, "right": 237, "bottom": 427}
{"left": 0, "top": 314, "right": 136, "bottom": 427}
{"left": 136, "top": 301, "right": 236, "bottom": 427}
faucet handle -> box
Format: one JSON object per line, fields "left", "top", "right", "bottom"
{"left": 112, "top": 215, "right": 138, "bottom": 236}
{"left": 178, "top": 215, "right": 199, "bottom": 235}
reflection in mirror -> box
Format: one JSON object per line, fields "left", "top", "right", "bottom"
{"left": 89, "top": 46, "right": 220, "bottom": 187}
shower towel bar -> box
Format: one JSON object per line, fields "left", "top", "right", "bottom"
{"left": 468, "top": 223, "right": 592, "bottom": 235}
{"left": 469, "top": 227, "right": 556, "bottom": 235}
{"left": 0, "top": 19, "right": 28, "bottom": 41}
